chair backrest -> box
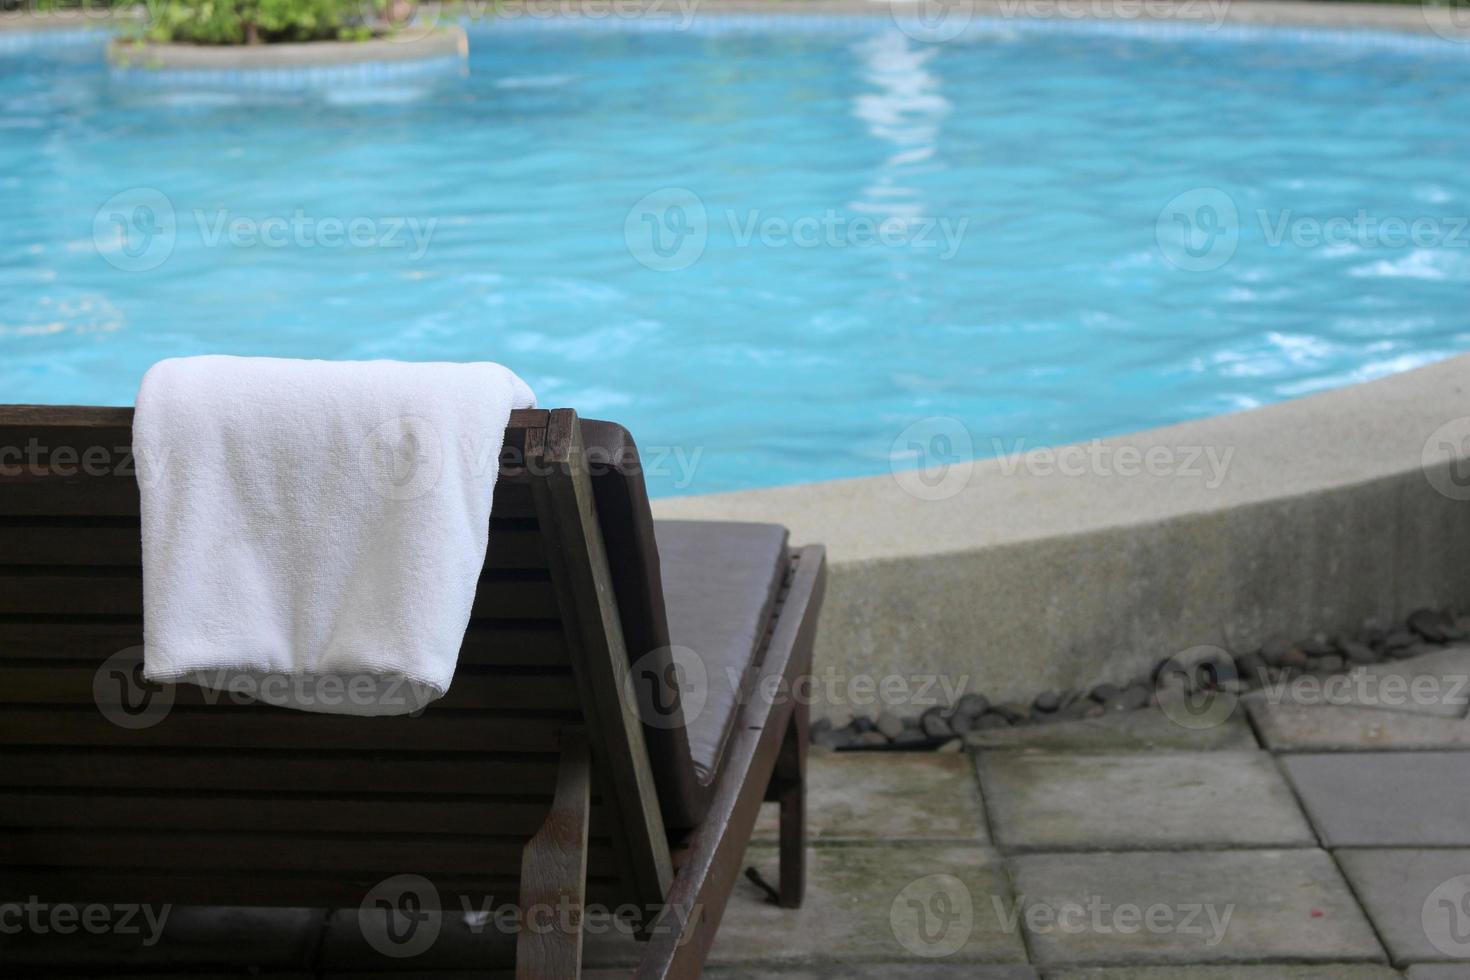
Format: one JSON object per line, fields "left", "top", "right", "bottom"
{"left": 0, "top": 405, "right": 671, "bottom": 939}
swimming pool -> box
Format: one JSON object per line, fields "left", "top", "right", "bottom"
{"left": 4, "top": 15, "right": 1469, "bottom": 496}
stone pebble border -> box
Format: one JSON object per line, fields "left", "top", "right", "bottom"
{"left": 815, "top": 606, "right": 1470, "bottom": 750}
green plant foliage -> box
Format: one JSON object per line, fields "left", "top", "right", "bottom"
{"left": 135, "top": 0, "right": 386, "bottom": 44}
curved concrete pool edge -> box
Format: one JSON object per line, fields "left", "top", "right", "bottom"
{"left": 1, "top": 0, "right": 1462, "bottom": 39}
{"left": 653, "top": 354, "right": 1470, "bottom": 722}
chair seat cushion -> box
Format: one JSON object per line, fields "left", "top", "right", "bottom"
{"left": 580, "top": 419, "right": 789, "bottom": 828}
{"left": 654, "top": 520, "right": 789, "bottom": 784}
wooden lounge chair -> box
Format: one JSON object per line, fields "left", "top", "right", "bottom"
{"left": 0, "top": 405, "right": 826, "bottom": 978}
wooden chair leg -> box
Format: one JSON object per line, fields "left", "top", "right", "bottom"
{"left": 768, "top": 702, "right": 808, "bottom": 909}
{"left": 517, "top": 732, "right": 592, "bottom": 979}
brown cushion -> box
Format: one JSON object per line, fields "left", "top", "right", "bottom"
{"left": 579, "top": 420, "right": 788, "bottom": 829}
{"left": 653, "top": 520, "right": 790, "bottom": 783}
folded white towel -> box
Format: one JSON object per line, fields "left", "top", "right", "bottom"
{"left": 133, "top": 356, "right": 536, "bottom": 716}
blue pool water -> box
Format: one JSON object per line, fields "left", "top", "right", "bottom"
{"left": 3, "top": 18, "right": 1470, "bottom": 495}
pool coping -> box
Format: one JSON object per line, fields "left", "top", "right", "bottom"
{"left": 105, "top": 27, "right": 468, "bottom": 72}
{"left": 654, "top": 354, "right": 1470, "bottom": 721}
{"left": 1, "top": 0, "right": 1466, "bottom": 41}
{"left": 482, "top": 0, "right": 1469, "bottom": 40}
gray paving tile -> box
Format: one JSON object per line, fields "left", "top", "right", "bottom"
{"left": 1243, "top": 647, "right": 1470, "bottom": 720}
{"left": 708, "top": 843, "right": 1027, "bottom": 965}
{"left": 1282, "top": 752, "right": 1470, "bottom": 846}
{"left": 1339, "top": 849, "right": 1470, "bottom": 966}
{"left": 1249, "top": 699, "right": 1470, "bottom": 752}
{"left": 754, "top": 749, "right": 987, "bottom": 843}
{"left": 964, "top": 708, "right": 1258, "bottom": 753}
{"left": 1406, "top": 966, "right": 1470, "bottom": 980}
{"left": 976, "top": 751, "right": 1314, "bottom": 851}
{"left": 1009, "top": 849, "right": 1384, "bottom": 965}
{"left": 0, "top": 905, "right": 322, "bottom": 972}
{"left": 1047, "top": 967, "right": 1400, "bottom": 979}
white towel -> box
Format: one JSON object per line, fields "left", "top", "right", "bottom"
{"left": 133, "top": 356, "right": 536, "bottom": 716}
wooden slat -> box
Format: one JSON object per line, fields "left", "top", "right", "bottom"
{"left": 0, "top": 869, "right": 624, "bottom": 911}
{"left": 470, "top": 574, "right": 558, "bottom": 619}
{"left": 0, "top": 405, "right": 549, "bottom": 452}
{"left": 532, "top": 411, "right": 673, "bottom": 917}
{"left": 485, "top": 523, "right": 548, "bottom": 570}
{"left": 490, "top": 479, "right": 537, "bottom": 519}
{"left": 0, "top": 570, "right": 142, "bottom": 615}
{"left": 0, "top": 792, "right": 573, "bottom": 837}
{"left": 0, "top": 707, "right": 577, "bottom": 752}
{"left": 0, "top": 569, "right": 556, "bottom": 619}
{"left": 0, "top": 618, "right": 143, "bottom": 659}
{"left": 2, "top": 830, "right": 619, "bottom": 878}
{"left": 0, "top": 748, "right": 563, "bottom": 795}
{"left": 0, "top": 457, "right": 537, "bottom": 519}
{"left": 0, "top": 469, "right": 139, "bottom": 516}
{"left": 0, "top": 518, "right": 142, "bottom": 566}
{"left": 0, "top": 618, "right": 569, "bottom": 666}
{"left": 4, "top": 830, "right": 520, "bottom": 874}
{"left": 0, "top": 664, "right": 579, "bottom": 712}
{"left": 0, "top": 520, "right": 546, "bottom": 570}
{"left": 460, "top": 622, "right": 568, "bottom": 667}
